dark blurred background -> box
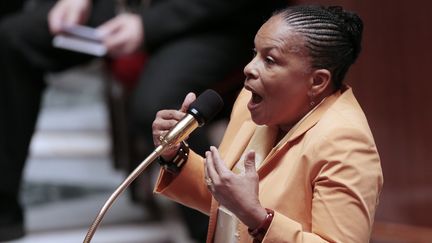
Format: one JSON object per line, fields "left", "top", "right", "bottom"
{"left": 2, "top": 0, "right": 431, "bottom": 242}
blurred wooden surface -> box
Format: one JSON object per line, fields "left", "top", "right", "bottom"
{"left": 372, "top": 222, "right": 432, "bottom": 243}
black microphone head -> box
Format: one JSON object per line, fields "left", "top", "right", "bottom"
{"left": 188, "top": 89, "right": 224, "bottom": 126}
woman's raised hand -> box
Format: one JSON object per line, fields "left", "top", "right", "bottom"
{"left": 152, "top": 92, "right": 196, "bottom": 160}
{"left": 204, "top": 147, "right": 268, "bottom": 229}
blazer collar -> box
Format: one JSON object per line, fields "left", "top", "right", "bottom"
{"left": 257, "top": 89, "right": 343, "bottom": 174}
{"left": 282, "top": 89, "right": 341, "bottom": 144}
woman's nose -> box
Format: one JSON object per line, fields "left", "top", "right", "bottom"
{"left": 244, "top": 59, "right": 258, "bottom": 80}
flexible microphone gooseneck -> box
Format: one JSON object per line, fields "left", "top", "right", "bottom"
{"left": 83, "top": 90, "right": 223, "bottom": 243}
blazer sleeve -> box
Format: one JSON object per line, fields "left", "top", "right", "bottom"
{"left": 153, "top": 150, "right": 212, "bottom": 215}
{"left": 263, "top": 126, "right": 383, "bottom": 242}
{"left": 153, "top": 89, "right": 252, "bottom": 215}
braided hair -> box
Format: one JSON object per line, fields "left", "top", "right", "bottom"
{"left": 277, "top": 5, "right": 363, "bottom": 89}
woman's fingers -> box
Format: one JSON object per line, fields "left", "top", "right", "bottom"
{"left": 151, "top": 91, "right": 195, "bottom": 160}
{"left": 151, "top": 92, "right": 196, "bottom": 142}
{"left": 205, "top": 150, "right": 218, "bottom": 182}
{"left": 210, "top": 146, "right": 230, "bottom": 175}
{"left": 180, "top": 92, "right": 196, "bottom": 113}
{"left": 205, "top": 146, "right": 233, "bottom": 191}
{"left": 152, "top": 110, "right": 184, "bottom": 146}
{"left": 243, "top": 150, "right": 257, "bottom": 175}
{"left": 204, "top": 152, "right": 213, "bottom": 188}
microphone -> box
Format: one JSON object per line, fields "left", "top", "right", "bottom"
{"left": 84, "top": 89, "right": 223, "bottom": 243}
{"left": 159, "top": 89, "right": 224, "bottom": 148}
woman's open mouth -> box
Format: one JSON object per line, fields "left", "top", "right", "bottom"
{"left": 247, "top": 90, "right": 263, "bottom": 112}
{"left": 251, "top": 92, "right": 263, "bottom": 105}
{"left": 244, "top": 84, "right": 263, "bottom": 110}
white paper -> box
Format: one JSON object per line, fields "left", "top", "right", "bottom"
{"left": 214, "top": 206, "right": 239, "bottom": 243}
{"left": 53, "top": 35, "right": 107, "bottom": 57}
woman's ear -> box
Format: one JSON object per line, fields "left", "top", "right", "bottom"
{"left": 310, "top": 69, "right": 332, "bottom": 96}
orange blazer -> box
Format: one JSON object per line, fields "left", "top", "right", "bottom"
{"left": 154, "top": 86, "right": 383, "bottom": 243}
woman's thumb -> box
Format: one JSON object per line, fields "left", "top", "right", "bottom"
{"left": 180, "top": 92, "right": 196, "bottom": 112}
{"left": 244, "top": 150, "right": 256, "bottom": 174}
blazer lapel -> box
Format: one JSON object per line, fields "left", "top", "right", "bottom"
{"left": 206, "top": 198, "right": 220, "bottom": 243}
{"left": 223, "top": 120, "right": 256, "bottom": 170}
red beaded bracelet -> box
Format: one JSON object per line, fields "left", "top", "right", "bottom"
{"left": 247, "top": 208, "right": 274, "bottom": 242}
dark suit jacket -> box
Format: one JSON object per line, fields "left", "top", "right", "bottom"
{"left": 140, "top": 0, "right": 286, "bottom": 50}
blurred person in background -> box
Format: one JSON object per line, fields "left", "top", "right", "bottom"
{"left": 0, "top": 0, "right": 286, "bottom": 241}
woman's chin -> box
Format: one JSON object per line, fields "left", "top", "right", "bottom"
{"left": 248, "top": 98, "right": 268, "bottom": 125}
{"left": 249, "top": 112, "right": 266, "bottom": 126}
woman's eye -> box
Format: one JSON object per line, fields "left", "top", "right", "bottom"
{"left": 264, "top": 56, "right": 275, "bottom": 65}
{"left": 252, "top": 49, "right": 257, "bottom": 57}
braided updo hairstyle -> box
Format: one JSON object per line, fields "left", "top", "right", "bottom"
{"left": 278, "top": 5, "right": 363, "bottom": 89}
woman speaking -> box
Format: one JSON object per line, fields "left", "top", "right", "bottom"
{"left": 151, "top": 5, "right": 383, "bottom": 243}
